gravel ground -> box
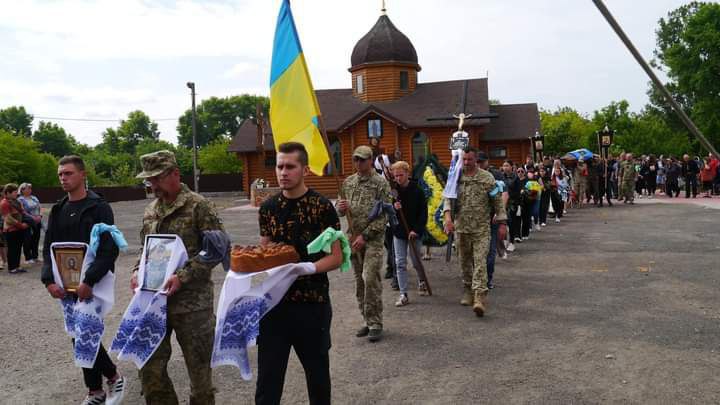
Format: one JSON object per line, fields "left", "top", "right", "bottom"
{"left": 1, "top": 196, "right": 719, "bottom": 404}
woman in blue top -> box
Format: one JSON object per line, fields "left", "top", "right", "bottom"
{"left": 18, "top": 183, "right": 42, "bottom": 264}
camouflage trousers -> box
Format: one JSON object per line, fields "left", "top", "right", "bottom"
{"left": 456, "top": 231, "right": 490, "bottom": 293}
{"left": 351, "top": 237, "right": 384, "bottom": 330}
{"left": 575, "top": 181, "right": 587, "bottom": 201}
{"left": 621, "top": 180, "right": 635, "bottom": 201}
{"left": 139, "top": 309, "right": 216, "bottom": 405}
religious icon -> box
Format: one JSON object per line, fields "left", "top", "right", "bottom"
{"left": 534, "top": 140, "right": 544, "bottom": 151}
{"left": 368, "top": 118, "right": 383, "bottom": 138}
{"left": 53, "top": 246, "right": 86, "bottom": 293}
{"left": 602, "top": 135, "right": 611, "bottom": 146}
{"left": 449, "top": 130, "right": 469, "bottom": 150}
{"left": 142, "top": 236, "right": 175, "bottom": 292}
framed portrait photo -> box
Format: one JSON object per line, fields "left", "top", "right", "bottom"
{"left": 53, "top": 246, "right": 87, "bottom": 293}
{"left": 142, "top": 235, "right": 176, "bottom": 292}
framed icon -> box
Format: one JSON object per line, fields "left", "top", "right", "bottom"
{"left": 52, "top": 246, "right": 87, "bottom": 293}
{"left": 449, "top": 131, "right": 469, "bottom": 150}
{"left": 602, "top": 135, "right": 612, "bottom": 146}
{"left": 142, "top": 235, "right": 176, "bottom": 292}
{"left": 367, "top": 119, "right": 383, "bottom": 138}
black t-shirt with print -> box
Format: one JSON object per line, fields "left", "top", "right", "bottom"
{"left": 259, "top": 188, "right": 340, "bottom": 303}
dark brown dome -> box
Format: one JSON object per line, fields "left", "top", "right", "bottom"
{"left": 350, "top": 15, "right": 419, "bottom": 69}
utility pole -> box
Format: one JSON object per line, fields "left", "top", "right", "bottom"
{"left": 591, "top": 0, "right": 719, "bottom": 159}
{"left": 186, "top": 82, "right": 200, "bottom": 192}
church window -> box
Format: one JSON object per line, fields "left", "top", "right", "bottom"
{"left": 324, "top": 138, "right": 342, "bottom": 175}
{"left": 412, "top": 132, "right": 428, "bottom": 167}
{"left": 368, "top": 119, "right": 382, "bottom": 138}
{"left": 489, "top": 146, "right": 508, "bottom": 159}
{"left": 357, "top": 75, "right": 364, "bottom": 94}
{"left": 400, "top": 71, "right": 409, "bottom": 90}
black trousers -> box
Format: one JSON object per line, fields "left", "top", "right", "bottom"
{"left": 520, "top": 201, "right": 532, "bottom": 237}
{"left": 666, "top": 179, "right": 679, "bottom": 197}
{"left": 23, "top": 221, "right": 41, "bottom": 260}
{"left": 384, "top": 226, "right": 395, "bottom": 274}
{"left": 550, "top": 191, "right": 564, "bottom": 218}
{"left": 685, "top": 175, "right": 698, "bottom": 197}
{"left": 72, "top": 341, "right": 117, "bottom": 391}
{"left": 539, "top": 191, "right": 550, "bottom": 224}
{"left": 256, "top": 301, "right": 332, "bottom": 405}
{"left": 4, "top": 230, "right": 25, "bottom": 270}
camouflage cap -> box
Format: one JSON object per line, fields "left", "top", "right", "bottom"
{"left": 136, "top": 150, "right": 178, "bottom": 179}
{"left": 353, "top": 145, "right": 373, "bottom": 160}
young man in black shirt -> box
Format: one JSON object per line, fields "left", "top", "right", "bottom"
{"left": 256, "top": 142, "right": 343, "bottom": 405}
{"left": 41, "top": 155, "right": 125, "bottom": 405}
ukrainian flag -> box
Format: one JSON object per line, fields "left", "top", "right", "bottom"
{"left": 270, "top": 0, "right": 329, "bottom": 176}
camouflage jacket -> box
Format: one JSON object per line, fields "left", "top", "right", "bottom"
{"left": 340, "top": 171, "right": 391, "bottom": 241}
{"left": 443, "top": 169, "right": 507, "bottom": 233}
{"left": 620, "top": 161, "right": 637, "bottom": 182}
{"left": 136, "top": 184, "right": 224, "bottom": 314}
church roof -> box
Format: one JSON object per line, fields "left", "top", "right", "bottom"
{"left": 229, "top": 79, "right": 538, "bottom": 153}
{"left": 350, "top": 15, "right": 419, "bottom": 70}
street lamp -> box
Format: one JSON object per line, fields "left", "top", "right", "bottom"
{"left": 597, "top": 124, "right": 614, "bottom": 159}
{"left": 186, "top": 82, "right": 199, "bottom": 192}
{"left": 530, "top": 130, "right": 544, "bottom": 163}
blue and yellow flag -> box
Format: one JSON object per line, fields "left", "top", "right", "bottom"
{"left": 270, "top": 0, "right": 329, "bottom": 175}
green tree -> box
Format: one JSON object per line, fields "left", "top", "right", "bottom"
{"left": 198, "top": 138, "right": 243, "bottom": 174}
{"left": 177, "top": 95, "right": 268, "bottom": 148}
{"left": 650, "top": 1, "right": 720, "bottom": 153}
{"left": 0, "top": 129, "right": 58, "bottom": 187}
{"left": 0, "top": 106, "right": 33, "bottom": 137}
{"left": 540, "top": 107, "right": 595, "bottom": 155}
{"left": 33, "top": 121, "right": 76, "bottom": 157}
{"left": 101, "top": 110, "right": 160, "bottom": 154}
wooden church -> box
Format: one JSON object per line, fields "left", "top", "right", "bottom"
{"left": 229, "top": 7, "right": 540, "bottom": 196}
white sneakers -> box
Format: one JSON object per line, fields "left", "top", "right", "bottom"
{"left": 555, "top": 217, "right": 561, "bottom": 223}
{"left": 81, "top": 392, "right": 106, "bottom": 405}
{"left": 395, "top": 294, "right": 409, "bottom": 307}
{"left": 105, "top": 375, "right": 126, "bottom": 405}
{"left": 506, "top": 243, "right": 516, "bottom": 252}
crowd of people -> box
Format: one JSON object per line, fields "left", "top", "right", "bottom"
{"left": 4, "top": 145, "right": 718, "bottom": 405}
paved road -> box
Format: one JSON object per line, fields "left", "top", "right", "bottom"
{"left": 1, "top": 197, "right": 718, "bottom": 404}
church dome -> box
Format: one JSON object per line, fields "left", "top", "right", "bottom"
{"left": 350, "top": 15, "right": 419, "bottom": 70}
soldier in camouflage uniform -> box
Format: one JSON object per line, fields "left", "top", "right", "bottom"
{"left": 131, "top": 150, "right": 224, "bottom": 405}
{"left": 336, "top": 145, "right": 391, "bottom": 342}
{"left": 620, "top": 153, "right": 638, "bottom": 204}
{"left": 443, "top": 147, "right": 507, "bottom": 317}
{"left": 573, "top": 159, "right": 589, "bottom": 207}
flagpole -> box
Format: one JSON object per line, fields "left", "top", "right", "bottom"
{"left": 591, "top": 0, "right": 719, "bottom": 159}
{"left": 317, "top": 115, "right": 355, "bottom": 232}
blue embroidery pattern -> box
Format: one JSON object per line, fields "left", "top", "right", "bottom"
{"left": 212, "top": 296, "right": 269, "bottom": 375}
{"left": 111, "top": 293, "right": 168, "bottom": 366}
{"left": 73, "top": 312, "right": 104, "bottom": 364}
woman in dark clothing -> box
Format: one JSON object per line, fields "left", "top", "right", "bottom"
{"left": 502, "top": 160, "right": 522, "bottom": 245}
{"left": 538, "top": 166, "right": 551, "bottom": 226}
{"left": 645, "top": 156, "right": 658, "bottom": 197}
{"left": 516, "top": 168, "right": 532, "bottom": 240}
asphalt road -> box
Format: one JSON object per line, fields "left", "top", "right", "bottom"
{"left": 1, "top": 197, "right": 718, "bottom": 404}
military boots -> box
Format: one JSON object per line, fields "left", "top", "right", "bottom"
{"left": 460, "top": 287, "right": 474, "bottom": 306}
{"left": 473, "top": 290, "right": 488, "bottom": 317}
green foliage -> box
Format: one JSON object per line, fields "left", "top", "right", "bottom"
{"left": 101, "top": 110, "right": 160, "bottom": 154}
{"left": 0, "top": 129, "right": 58, "bottom": 187}
{"left": 540, "top": 107, "right": 595, "bottom": 155}
{"left": 0, "top": 106, "right": 33, "bottom": 137}
{"left": 177, "top": 94, "right": 268, "bottom": 148}
{"left": 651, "top": 1, "right": 720, "bottom": 153}
{"left": 198, "top": 137, "right": 243, "bottom": 174}
{"left": 33, "top": 121, "right": 76, "bottom": 157}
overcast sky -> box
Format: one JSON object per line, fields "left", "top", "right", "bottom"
{"left": 0, "top": 0, "right": 690, "bottom": 146}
